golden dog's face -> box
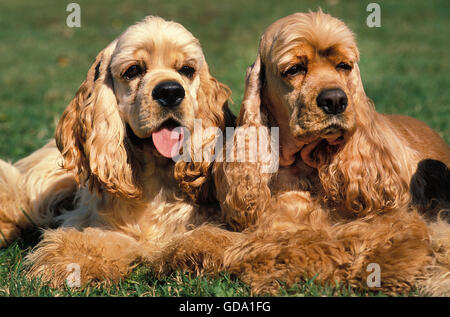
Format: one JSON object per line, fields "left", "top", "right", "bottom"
{"left": 260, "top": 12, "right": 361, "bottom": 166}
{"left": 266, "top": 42, "right": 358, "bottom": 141}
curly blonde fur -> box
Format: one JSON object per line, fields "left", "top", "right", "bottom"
{"left": 0, "top": 16, "right": 232, "bottom": 287}
{"left": 155, "top": 11, "right": 450, "bottom": 296}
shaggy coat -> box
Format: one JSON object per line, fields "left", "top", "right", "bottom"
{"left": 157, "top": 12, "right": 450, "bottom": 296}
{"left": 0, "top": 16, "right": 232, "bottom": 287}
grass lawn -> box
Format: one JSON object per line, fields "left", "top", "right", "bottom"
{"left": 0, "top": 0, "right": 448, "bottom": 297}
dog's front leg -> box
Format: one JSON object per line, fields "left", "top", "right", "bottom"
{"left": 149, "top": 225, "right": 243, "bottom": 277}
{"left": 25, "top": 227, "right": 140, "bottom": 288}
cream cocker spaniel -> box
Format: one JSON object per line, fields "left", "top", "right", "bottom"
{"left": 0, "top": 16, "right": 232, "bottom": 287}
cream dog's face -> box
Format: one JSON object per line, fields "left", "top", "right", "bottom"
{"left": 56, "top": 16, "right": 231, "bottom": 198}
{"left": 260, "top": 12, "right": 361, "bottom": 166}
{"left": 110, "top": 17, "right": 205, "bottom": 157}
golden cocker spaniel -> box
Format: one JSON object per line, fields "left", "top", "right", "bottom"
{"left": 158, "top": 11, "right": 450, "bottom": 296}
{"left": 0, "top": 16, "right": 232, "bottom": 287}
{"left": 218, "top": 11, "right": 450, "bottom": 295}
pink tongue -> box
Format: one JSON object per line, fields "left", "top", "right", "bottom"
{"left": 151, "top": 125, "right": 184, "bottom": 158}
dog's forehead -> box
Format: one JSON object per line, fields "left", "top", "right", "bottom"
{"left": 260, "top": 11, "right": 358, "bottom": 67}
{"left": 111, "top": 16, "right": 204, "bottom": 67}
{"left": 275, "top": 41, "right": 357, "bottom": 71}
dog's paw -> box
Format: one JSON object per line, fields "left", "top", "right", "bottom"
{"left": 26, "top": 255, "right": 79, "bottom": 288}
{"left": 151, "top": 226, "right": 240, "bottom": 277}
{"left": 25, "top": 230, "right": 90, "bottom": 288}
{"left": 25, "top": 228, "right": 138, "bottom": 288}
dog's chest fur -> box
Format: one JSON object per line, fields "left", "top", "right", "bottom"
{"left": 58, "top": 158, "right": 211, "bottom": 243}
{"left": 269, "top": 159, "right": 319, "bottom": 195}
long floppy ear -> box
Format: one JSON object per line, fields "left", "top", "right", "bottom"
{"left": 215, "top": 55, "right": 273, "bottom": 231}
{"left": 174, "top": 61, "right": 232, "bottom": 203}
{"left": 55, "top": 41, "right": 141, "bottom": 198}
{"left": 196, "top": 61, "right": 234, "bottom": 129}
{"left": 319, "top": 64, "right": 418, "bottom": 218}
{"left": 237, "top": 54, "right": 264, "bottom": 126}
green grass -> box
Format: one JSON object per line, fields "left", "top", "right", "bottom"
{"left": 0, "top": 0, "right": 448, "bottom": 297}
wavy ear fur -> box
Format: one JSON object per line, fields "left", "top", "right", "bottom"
{"left": 319, "top": 64, "right": 417, "bottom": 218}
{"left": 214, "top": 56, "right": 273, "bottom": 231}
{"left": 55, "top": 41, "right": 141, "bottom": 198}
{"left": 174, "top": 62, "right": 233, "bottom": 203}
{"left": 196, "top": 62, "right": 233, "bottom": 129}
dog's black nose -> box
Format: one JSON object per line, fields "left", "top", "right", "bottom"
{"left": 316, "top": 88, "right": 348, "bottom": 115}
{"left": 152, "top": 81, "right": 185, "bottom": 107}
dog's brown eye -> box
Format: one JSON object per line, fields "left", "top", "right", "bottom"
{"left": 336, "top": 62, "right": 352, "bottom": 71}
{"left": 122, "top": 65, "right": 144, "bottom": 80}
{"left": 179, "top": 65, "right": 195, "bottom": 78}
{"left": 283, "top": 64, "right": 307, "bottom": 77}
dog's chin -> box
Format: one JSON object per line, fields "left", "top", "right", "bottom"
{"left": 293, "top": 124, "right": 349, "bottom": 169}
{"left": 126, "top": 118, "right": 187, "bottom": 160}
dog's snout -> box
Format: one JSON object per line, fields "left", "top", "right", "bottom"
{"left": 316, "top": 88, "right": 348, "bottom": 115}
{"left": 152, "top": 81, "right": 185, "bottom": 107}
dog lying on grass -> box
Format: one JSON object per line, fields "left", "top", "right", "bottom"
{"left": 157, "top": 11, "right": 450, "bottom": 296}
{"left": 0, "top": 16, "right": 233, "bottom": 287}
